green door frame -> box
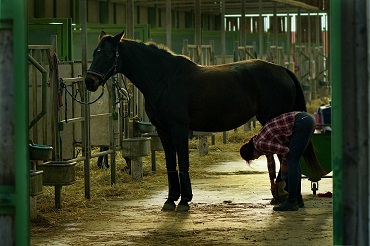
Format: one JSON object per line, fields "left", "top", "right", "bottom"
{"left": 330, "top": 0, "right": 343, "bottom": 245}
{"left": 0, "top": 0, "right": 29, "bottom": 245}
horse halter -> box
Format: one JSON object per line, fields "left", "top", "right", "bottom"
{"left": 87, "top": 45, "right": 120, "bottom": 83}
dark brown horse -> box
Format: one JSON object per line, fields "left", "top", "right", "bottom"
{"left": 85, "top": 31, "right": 321, "bottom": 211}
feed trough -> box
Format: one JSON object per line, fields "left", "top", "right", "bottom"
{"left": 38, "top": 161, "right": 76, "bottom": 186}
{"left": 134, "top": 121, "right": 155, "bottom": 133}
{"left": 38, "top": 161, "right": 77, "bottom": 208}
{"left": 142, "top": 133, "right": 163, "bottom": 172}
{"left": 122, "top": 137, "right": 151, "bottom": 181}
{"left": 29, "top": 143, "right": 53, "bottom": 160}
{"left": 29, "top": 170, "right": 43, "bottom": 196}
{"left": 121, "top": 137, "right": 151, "bottom": 158}
{"left": 143, "top": 132, "right": 163, "bottom": 151}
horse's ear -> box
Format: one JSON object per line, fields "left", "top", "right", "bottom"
{"left": 98, "top": 31, "right": 107, "bottom": 43}
{"left": 112, "top": 31, "right": 125, "bottom": 45}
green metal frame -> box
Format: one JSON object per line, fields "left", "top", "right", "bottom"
{"left": 0, "top": 0, "right": 29, "bottom": 245}
{"left": 28, "top": 18, "right": 73, "bottom": 61}
{"left": 330, "top": 0, "right": 342, "bottom": 244}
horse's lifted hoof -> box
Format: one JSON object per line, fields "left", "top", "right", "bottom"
{"left": 175, "top": 200, "right": 190, "bottom": 212}
{"left": 162, "top": 200, "right": 176, "bottom": 211}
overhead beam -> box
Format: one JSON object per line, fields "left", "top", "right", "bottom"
{"left": 107, "top": 0, "right": 322, "bottom": 14}
{"left": 271, "top": 0, "right": 320, "bottom": 12}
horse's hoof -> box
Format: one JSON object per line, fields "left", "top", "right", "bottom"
{"left": 162, "top": 201, "right": 176, "bottom": 211}
{"left": 175, "top": 200, "right": 190, "bottom": 212}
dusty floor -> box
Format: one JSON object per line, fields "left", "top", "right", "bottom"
{"left": 30, "top": 153, "right": 333, "bottom": 246}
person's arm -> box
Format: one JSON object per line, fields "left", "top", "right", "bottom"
{"left": 266, "top": 154, "right": 277, "bottom": 198}
{"left": 266, "top": 154, "right": 276, "bottom": 181}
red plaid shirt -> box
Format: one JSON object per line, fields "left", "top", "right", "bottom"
{"left": 253, "top": 112, "right": 296, "bottom": 180}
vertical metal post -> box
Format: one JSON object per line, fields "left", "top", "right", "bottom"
{"left": 296, "top": 8, "right": 301, "bottom": 45}
{"left": 340, "top": 0, "right": 369, "bottom": 244}
{"left": 126, "top": 0, "right": 134, "bottom": 39}
{"left": 330, "top": 0, "right": 342, "bottom": 244}
{"left": 126, "top": 0, "right": 136, "bottom": 138}
{"left": 287, "top": 6, "right": 291, "bottom": 65}
{"left": 0, "top": 0, "right": 29, "bottom": 245}
{"left": 273, "top": 2, "right": 277, "bottom": 46}
{"left": 315, "top": 13, "right": 320, "bottom": 46}
{"left": 80, "top": 0, "right": 91, "bottom": 199}
{"left": 14, "top": 0, "right": 29, "bottom": 243}
{"left": 220, "top": 0, "right": 226, "bottom": 143}
{"left": 195, "top": 0, "right": 201, "bottom": 63}
{"left": 166, "top": 0, "right": 172, "bottom": 49}
{"left": 183, "top": 39, "right": 188, "bottom": 56}
{"left": 234, "top": 41, "right": 239, "bottom": 62}
{"left": 258, "top": 0, "right": 263, "bottom": 56}
{"left": 308, "top": 12, "right": 311, "bottom": 50}
{"left": 110, "top": 83, "right": 116, "bottom": 184}
{"left": 240, "top": 0, "right": 246, "bottom": 47}
{"left": 220, "top": 0, "right": 225, "bottom": 64}
{"left": 307, "top": 11, "right": 313, "bottom": 99}
{"left": 0, "top": 26, "right": 16, "bottom": 246}
{"left": 50, "top": 35, "right": 61, "bottom": 161}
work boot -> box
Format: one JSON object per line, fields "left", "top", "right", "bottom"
{"left": 273, "top": 198, "right": 299, "bottom": 211}
{"left": 296, "top": 195, "right": 305, "bottom": 208}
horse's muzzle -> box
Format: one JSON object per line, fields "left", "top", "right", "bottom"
{"left": 84, "top": 75, "right": 101, "bottom": 92}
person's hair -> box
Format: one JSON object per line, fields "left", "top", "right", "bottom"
{"left": 240, "top": 138, "right": 255, "bottom": 164}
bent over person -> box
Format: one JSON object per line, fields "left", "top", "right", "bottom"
{"left": 240, "top": 111, "right": 326, "bottom": 211}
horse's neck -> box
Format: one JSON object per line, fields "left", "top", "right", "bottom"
{"left": 118, "top": 41, "right": 186, "bottom": 100}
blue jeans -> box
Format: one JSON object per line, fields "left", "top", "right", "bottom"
{"left": 286, "top": 112, "right": 315, "bottom": 198}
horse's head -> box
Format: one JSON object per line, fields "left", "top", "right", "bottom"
{"left": 85, "top": 31, "right": 124, "bottom": 91}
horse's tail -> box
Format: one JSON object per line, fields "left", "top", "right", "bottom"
{"left": 302, "top": 141, "right": 328, "bottom": 181}
{"left": 285, "top": 68, "right": 327, "bottom": 181}
{"left": 284, "top": 68, "right": 306, "bottom": 111}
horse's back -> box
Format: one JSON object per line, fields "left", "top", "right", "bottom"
{"left": 231, "top": 60, "right": 298, "bottom": 123}
{"left": 187, "top": 60, "right": 298, "bottom": 130}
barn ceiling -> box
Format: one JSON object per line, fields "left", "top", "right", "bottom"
{"left": 106, "top": 0, "right": 328, "bottom": 15}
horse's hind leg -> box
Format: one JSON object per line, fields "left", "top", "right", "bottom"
{"left": 157, "top": 129, "right": 181, "bottom": 211}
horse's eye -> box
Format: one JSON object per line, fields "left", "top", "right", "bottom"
{"left": 97, "top": 48, "right": 101, "bottom": 53}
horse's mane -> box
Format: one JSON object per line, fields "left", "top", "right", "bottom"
{"left": 146, "top": 41, "right": 176, "bottom": 56}
{"left": 100, "top": 34, "right": 193, "bottom": 62}
{"left": 138, "top": 40, "right": 193, "bottom": 62}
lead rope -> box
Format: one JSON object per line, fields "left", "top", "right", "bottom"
{"left": 60, "top": 78, "right": 105, "bottom": 123}
{"left": 111, "top": 74, "right": 131, "bottom": 119}
{"left": 60, "top": 78, "right": 105, "bottom": 105}
{"left": 60, "top": 74, "right": 131, "bottom": 122}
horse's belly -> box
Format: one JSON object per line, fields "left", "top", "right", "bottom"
{"left": 189, "top": 112, "right": 253, "bottom": 132}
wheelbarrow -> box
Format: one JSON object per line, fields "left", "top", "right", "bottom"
{"left": 300, "top": 127, "right": 332, "bottom": 195}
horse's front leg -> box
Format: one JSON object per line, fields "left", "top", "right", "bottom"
{"left": 173, "top": 128, "right": 193, "bottom": 211}
{"left": 156, "top": 128, "right": 181, "bottom": 211}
